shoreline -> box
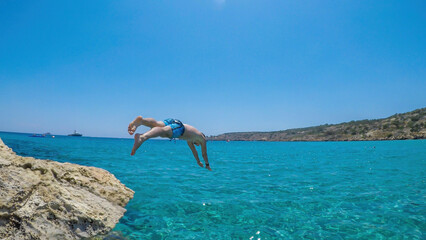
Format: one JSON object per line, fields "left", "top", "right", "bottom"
{"left": 2, "top": 130, "right": 424, "bottom": 143}
{"left": 208, "top": 138, "right": 426, "bottom": 143}
{"left": 209, "top": 108, "right": 425, "bottom": 142}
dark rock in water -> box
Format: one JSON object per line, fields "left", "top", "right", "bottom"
{"left": 0, "top": 138, "right": 134, "bottom": 239}
{"left": 91, "top": 231, "right": 128, "bottom": 240}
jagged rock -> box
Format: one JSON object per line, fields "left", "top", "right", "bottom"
{"left": 0, "top": 138, "right": 134, "bottom": 240}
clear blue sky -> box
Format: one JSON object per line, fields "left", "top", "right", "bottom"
{"left": 0, "top": 0, "right": 425, "bottom": 138}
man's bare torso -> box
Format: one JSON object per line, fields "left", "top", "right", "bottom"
{"left": 180, "top": 124, "right": 205, "bottom": 144}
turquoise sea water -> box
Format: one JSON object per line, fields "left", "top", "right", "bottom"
{"left": 0, "top": 131, "right": 425, "bottom": 239}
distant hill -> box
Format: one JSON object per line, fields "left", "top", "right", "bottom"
{"left": 209, "top": 108, "right": 426, "bottom": 142}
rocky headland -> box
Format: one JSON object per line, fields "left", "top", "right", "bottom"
{"left": 209, "top": 108, "right": 426, "bottom": 142}
{"left": 0, "top": 138, "right": 134, "bottom": 239}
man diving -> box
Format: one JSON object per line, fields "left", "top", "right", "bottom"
{"left": 128, "top": 116, "right": 211, "bottom": 171}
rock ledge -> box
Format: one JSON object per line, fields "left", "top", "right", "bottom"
{"left": 0, "top": 138, "right": 134, "bottom": 239}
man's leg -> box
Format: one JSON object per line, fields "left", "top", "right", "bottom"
{"left": 131, "top": 126, "right": 172, "bottom": 155}
{"left": 128, "top": 116, "right": 166, "bottom": 135}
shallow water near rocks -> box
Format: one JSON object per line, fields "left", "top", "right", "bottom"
{"left": 1, "top": 132, "right": 425, "bottom": 239}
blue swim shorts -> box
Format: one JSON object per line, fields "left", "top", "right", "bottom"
{"left": 163, "top": 118, "right": 185, "bottom": 139}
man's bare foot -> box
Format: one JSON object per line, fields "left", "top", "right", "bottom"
{"left": 197, "top": 161, "right": 204, "bottom": 168}
{"left": 128, "top": 116, "right": 143, "bottom": 135}
{"left": 131, "top": 133, "right": 146, "bottom": 156}
{"left": 206, "top": 164, "right": 212, "bottom": 171}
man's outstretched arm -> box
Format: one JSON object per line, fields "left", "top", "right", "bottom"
{"left": 201, "top": 141, "right": 211, "bottom": 171}
{"left": 187, "top": 141, "right": 204, "bottom": 168}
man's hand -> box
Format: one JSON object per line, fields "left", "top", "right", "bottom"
{"left": 196, "top": 160, "right": 204, "bottom": 168}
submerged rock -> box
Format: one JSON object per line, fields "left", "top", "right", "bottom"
{"left": 0, "top": 138, "right": 134, "bottom": 239}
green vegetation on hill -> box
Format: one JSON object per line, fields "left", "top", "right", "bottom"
{"left": 209, "top": 108, "right": 426, "bottom": 141}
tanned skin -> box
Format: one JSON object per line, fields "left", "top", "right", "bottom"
{"left": 128, "top": 116, "right": 211, "bottom": 171}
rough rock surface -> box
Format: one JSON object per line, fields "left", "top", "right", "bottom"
{"left": 0, "top": 138, "right": 134, "bottom": 239}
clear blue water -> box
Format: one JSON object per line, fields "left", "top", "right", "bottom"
{"left": 0, "top": 132, "right": 425, "bottom": 239}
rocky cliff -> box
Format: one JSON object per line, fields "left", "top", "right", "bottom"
{"left": 0, "top": 138, "right": 134, "bottom": 239}
{"left": 209, "top": 107, "right": 426, "bottom": 142}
